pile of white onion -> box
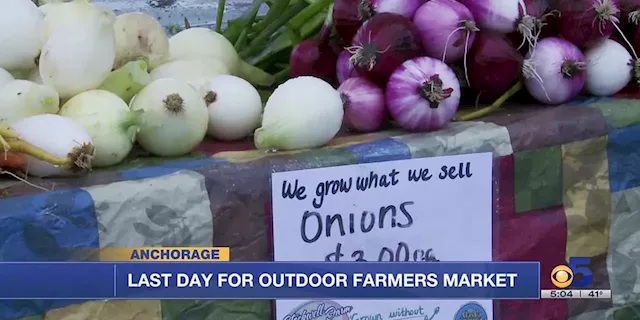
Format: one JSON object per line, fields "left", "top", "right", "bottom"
{"left": 0, "top": 0, "right": 349, "bottom": 184}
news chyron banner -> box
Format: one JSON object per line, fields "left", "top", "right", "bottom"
{"left": 0, "top": 260, "right": 540, "bottom": 300}
{"left": 270, "top": 152, "right": 498, "bottom": 319}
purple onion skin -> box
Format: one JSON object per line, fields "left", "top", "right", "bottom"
{"left": 290, "top": 40, "right": 338, "bottom": 84}
{"left": 523, "top": 37, "right": 585, "bottom": 105}
{"left": 338, "top": 77, "right": 386, "bottom": 132}
{"left": 458, "top": 0, "right": 519, "bottom": 34}
{"left": 386, "top": 56, "right": 461, "bottom": 131}
{"left": 413, "top": 0, "right": 477, "bottom": 63}
{"left": 555, "top": 0, "right": 620, "bottom": 48}
{"left": 337, "top": 50, "right": 360, "bottom": 84}
{"left": 350, "top": 13, "right": 424, "bottom": 87}
{"left": 333, "top": 0, "right": 422, "bottom": 44}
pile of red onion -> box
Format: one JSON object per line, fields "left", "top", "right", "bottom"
{"left": 289, "top": 0, "right": 640, "bottom": 131}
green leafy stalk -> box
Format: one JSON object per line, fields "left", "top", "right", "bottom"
{"left": 98, "top": 60, "right": 151, "bottom": 103}
{"left": 248, "top": 11, "right": 326, "bottom": 66}
{"left": 239, "top": 0, "right": 309, "bottom": 59}
{"left": 215, "top": 0, "right": 227, "bottom": 33}
{"left": 288, "top": 0, "right": 334, "bottom": 30}
{"left": 223, "top": 0, "right": 265, "bottom": 43}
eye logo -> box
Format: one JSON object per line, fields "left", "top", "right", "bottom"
{"left": 551, "top": 265, "right": 574, "bottom": 288}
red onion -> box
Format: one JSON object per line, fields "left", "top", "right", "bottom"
{"left": 337, "top": 50, "right": 360, "bottom": 84}
{"left": 508, "top": 0, "right": 558, "bottom": 51}
{"left": 386, "top": 56, "right": 460, "bottom": 131}
{"left": 333, "top": 0, "right": 422, "bottom": 43}
{"left": 348, "top": 13, "right": 424, "bottom": 86}
{"left": 522, "top": 37, "right": 585, "bottom": 104}
{"left": 620, "top": 0, "right": 640, "bottom": 23}
{"left": 338, "top": 77, "right": 386, "bottom": 132}
{"left": 555, "top": 0, "right": 622, "bottom": 48}
{"left": 467, "top": 32, "right": 523, "bottom": 101}
{"left": 413, "top": 0, "right": 478, "bottom": 65}
{"left": 458, "top": 0, "right": 546, "bottom": 49}
{"left": 290, "top": 9, "right": 338, "bottom": 83}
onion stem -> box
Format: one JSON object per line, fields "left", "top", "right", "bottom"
{"left": 0, "top": 127, "right": 74, "bottom": 167}
{"left": 216, "top": 0, "right": 227, "bottom": 33}
{"left": 98, "top": 60, "right": 150, "bottom": 103}
{"left": 5, "top": 140, "right": 70, "bottom": 166}
{"left": 240, "top": 0, "right": 308, "bottom": 59}
{"left": 456, "top": 81, "right": 523, "bottom": 121}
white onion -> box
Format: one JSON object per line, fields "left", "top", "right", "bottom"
{"left": 199, "top": 75, "right": 262, "bottom": 141}
{"left": 168, "top": 28, "right": 274, "bottom": 86}
{"left": 27, "top": 68, "right": 44, "bottom": 84}
{"left": 0, "top": 80, "right": 59, "bottom": 126}
{"left": 254, "top": 76, "right": 343, "bottom": 150}
{"left": 585, "top": 39, "right": 633, "bottom": 97}
{"left": 150, "top": 59, "right": 229, "bottom": 88}
{"left": 59, "top": 90, "right": 138, "bottom": 167}
{"left": 11, "top": 114, "right": 94, "bottom": 177}
{"left": 0, "top": 0, "right": 44, "bottom": 71}
{"left": 0, "top": 68, "right": 15, "bottom": 89}
{"left": 40, "top": 0, "right": 114, "bottom": 43}
{"left": 113, "top": 12, "right": 170, "bottom": 70}
{"left": 39, "top": 11, "right": 116, "bottom": 99}
{"left": 130, "top": 78, "right": 209, "bottom": 157}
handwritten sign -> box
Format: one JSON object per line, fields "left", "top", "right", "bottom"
{"left": 271, "top": 152, "right": 494, "bottom": 319}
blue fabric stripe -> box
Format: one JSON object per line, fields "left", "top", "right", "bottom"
{"left": 607, "top": 125, "right": 640, "bottom": 192}
{"left": 345, "top": 138, "right": 411, "bottom": 163}
{"left": 0, "top": 188, "right": 98, "bottom": 318}
{"left": 120, "top": 157, "right": 227, "bottom": 179}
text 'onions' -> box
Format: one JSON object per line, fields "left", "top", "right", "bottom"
{"left": 199, "top": 75, "right": 262, "bottom": 141}
{"left": 338, "top": 77, "right": 386, "bottom": 132}
{"left": 386, "top": 56, "right": 460, "bottom": 132}
{"left": 255, "top": 76, "right": 343, "bottom": 150}
{"left": 522, "top": 37, "right": 585, "bottom": 104}
{"left": 130, "top": 78, "right": 209, "bottom": 157}
{"left": 11, "top": 114, "right": 95, "bottom": 177}
{"left": 59, "top": 90, "right": 139, "bottom": 167}
{"left": 348, "top": 13, "right": 424, "bottom": 86}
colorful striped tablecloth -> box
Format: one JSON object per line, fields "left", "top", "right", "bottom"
{"left": 0, "top": 96, "right": 639, "bottom": 320}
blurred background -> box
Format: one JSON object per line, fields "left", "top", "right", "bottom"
{"left": 97, "top": 0, "right": 259, "bottom": 30}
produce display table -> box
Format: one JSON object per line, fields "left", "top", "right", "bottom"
{"left": 0, "top": 96, "right": 639, "bottom": 320}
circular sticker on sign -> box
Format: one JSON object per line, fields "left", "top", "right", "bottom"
{"left": 454, "top": 302, "right": 488, "bottom": 320}
{"left": 286, "top": 300, "right": 352, "bottom": 320}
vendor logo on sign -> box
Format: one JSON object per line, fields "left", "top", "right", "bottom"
{"left": 454, "top": 302, "right": 487, "bottom": 320}
{"left": 284, "top": 300, "right": 352, "bottom": 320}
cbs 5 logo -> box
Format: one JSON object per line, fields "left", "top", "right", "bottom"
{"left": 551, "top": 257, "right": 593, "bottom": 289}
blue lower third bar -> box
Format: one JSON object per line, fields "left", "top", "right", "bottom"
{"left": 0, "top": 262, "right": 540, "bottom": 299}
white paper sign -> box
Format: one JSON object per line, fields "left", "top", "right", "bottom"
{"left": 271, "top": 152, "right": 494, "bottom": 320}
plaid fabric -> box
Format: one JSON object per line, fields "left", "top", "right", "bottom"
{"left": 1, "top": 97, "right": 640, "bottom": 320}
